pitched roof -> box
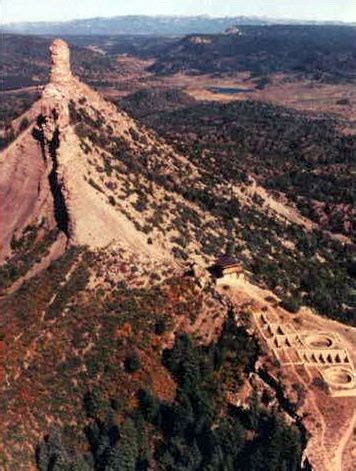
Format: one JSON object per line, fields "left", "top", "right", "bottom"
{"left": 215, "top": 255, "right": 240, "bottom": 268}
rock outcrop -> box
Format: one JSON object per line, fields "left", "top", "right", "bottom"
{"left": 42, "top": 39, "right": 72, "bottom": 130}
{"left": 49, "top": 38, "right": 72, "bottom": 85}
{"left": 0, "top": 39, "right": 74, "bottom": 259}
{"left": 0, "top": 38, "right": 194, "bottom": 262}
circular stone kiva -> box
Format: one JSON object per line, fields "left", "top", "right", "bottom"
{"left": 304, "top": 334, "right": 334, "bottom": 349}
{"left": 323, "top": 367, "right": 355, "bottom": 388}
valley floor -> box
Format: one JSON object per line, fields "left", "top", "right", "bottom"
{"left": 97, "top": 57, "right": 356, "bottom": 135}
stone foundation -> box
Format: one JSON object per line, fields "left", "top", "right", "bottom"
{"left": 253, "top": 310, "right": 356, "bottom": 397}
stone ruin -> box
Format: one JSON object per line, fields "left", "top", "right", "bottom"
{"left": 253, "top": 310, "right": 356, "bottom": 397}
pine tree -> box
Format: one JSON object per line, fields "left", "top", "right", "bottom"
{"left": 106, "top": 418, "right": 139, "bottom": 471}
{"left": 248, "top": 389, "right": 260, "bottom": 430}
{"left": 37, "top": 428, "right": 71, "bottom": 471}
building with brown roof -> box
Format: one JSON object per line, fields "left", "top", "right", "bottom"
{"left": 211, "top": 255, "right": 244, "bottom": 286}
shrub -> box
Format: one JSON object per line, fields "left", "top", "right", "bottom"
{"left": 19, "top": 117, "right": 30, "bottom": 132}
{"left": 124, "top": 354, "right": 141, "bottom": 373}
{"left": 108, "top": 195, "right": 116, "bottom": 206}
{"left": 280, "top": 296, "right": 301, "bottom": 314}
{"left": 154, "top": 319, "right": 166, "bottom": 335}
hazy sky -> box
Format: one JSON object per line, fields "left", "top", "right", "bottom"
{"left": 3, "top": 0, "right": 356, "bottom": 24}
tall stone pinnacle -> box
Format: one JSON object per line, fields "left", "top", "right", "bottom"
{"left": 41, "top": 39, "right": 73, "bottom": 131}
{"left": 49, "top": 39, "right": 72, "bottom": 84}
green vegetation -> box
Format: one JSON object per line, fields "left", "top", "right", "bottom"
{"left": 121, "top": 95, "right": 355, "bottom": 325}
{"left": 119, "top": 88, "right": 196, "bottom": 119}
{"left": 139, "top": 99, "right": 354, "bottom": 239}
{"left": 124, "top": 353, "right": 141, "bottom": 373}
{"left": 1, "top": 34, "right": 121, "bottom": 92}
{"left": 68, "top": 93, "right": 356, "bottom": 325}
{"left": 151, "top": 25, "right": 356, "bottom": 83}
{"left": 0, "top": 226, "right": 59, "bottom": 293}
{"left": 3, "top": 28, "right": 354, "bottom": 470}
{"left": 36, "top": 314, "right": 306, "bottom": 470}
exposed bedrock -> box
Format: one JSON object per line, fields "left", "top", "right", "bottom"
{"left": 32, "top": 114, "right": 70, "bottom": 237}
{"left": 49, "top": 38, "right": 72, "bottom": 85}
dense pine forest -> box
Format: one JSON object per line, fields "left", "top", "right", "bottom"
{"left": 36, "top": 315, "right": 306, "bottom": 470}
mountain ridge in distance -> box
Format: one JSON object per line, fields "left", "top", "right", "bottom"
{"left": 3, "top": 14, "right": 356, "bottom": 36}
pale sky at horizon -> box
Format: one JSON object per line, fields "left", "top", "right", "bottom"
{"left": 3, "top": 1, "right": 356, "bottom": 24}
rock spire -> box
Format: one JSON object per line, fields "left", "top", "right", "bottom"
{"left": 49, "top": 39, "right": 72, "bottom": 84}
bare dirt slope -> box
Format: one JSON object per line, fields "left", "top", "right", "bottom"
{"left": 0, "top": 127, "right": 55, "bottom": 261}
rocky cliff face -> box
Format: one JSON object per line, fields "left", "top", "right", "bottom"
{"left": 37, "top": 40, "right": 183, "bottom": 257}
{"left": 0, "top": 39, "right": 199, "bottom": 264}
{"left": 0, "top": 40, "right": 74, "bottom": 260}
{"left": 0, "top": 128, "right": 55, "bottom": 261}
{"left": 49, "top": 39, "right": 72, "bottom": 84}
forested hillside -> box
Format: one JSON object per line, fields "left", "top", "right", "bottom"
{"left": 1, "top": 34, "right": 122, "bottom": 91}
{"left": 120, "top": 93, "right": 355, "bottom": 325}
{"left": 122, "top": 99, "right": 354, "bottom": 238}
{"left": 151, "top": 26, "right": 356, "bottom": 82}
{"left": 36, "top": 315, "right": 306, "bottom": 470}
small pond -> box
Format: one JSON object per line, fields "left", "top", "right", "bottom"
{"left": 207, "top": 86, "right": 255, "bottom": 94}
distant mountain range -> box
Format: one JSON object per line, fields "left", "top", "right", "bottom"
{"left": 3, "top": 15, "right": 356, "bottom": 36}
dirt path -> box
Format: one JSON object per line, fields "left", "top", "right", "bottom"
{"left": 2, "top": 86, "right": 40, "bottom": 95}
{"left": 342, "top": 409, "right": 356, "bottom": 471}
{"left": 303, "top": 392, "right": 328, "bottom": 470}
{"left": 334, "top": 409, "right": 356, "bottom": 471}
